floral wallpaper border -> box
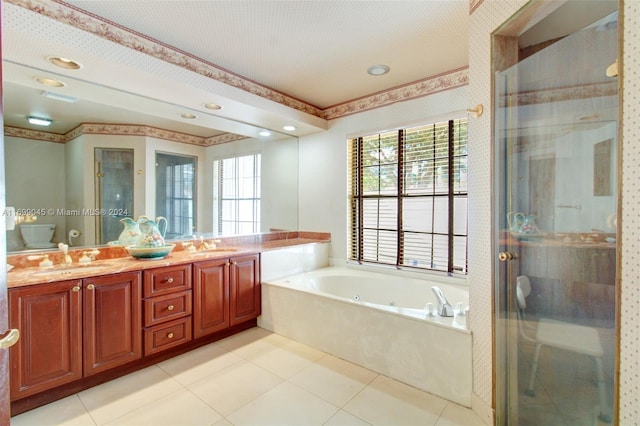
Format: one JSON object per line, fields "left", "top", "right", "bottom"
{"left": 4, "top": 123, "right": 247, "bottom": 146}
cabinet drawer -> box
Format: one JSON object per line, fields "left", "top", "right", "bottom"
{"left": 144, "top": 317, "right": 192, "bottom": 356}
{"left": 144, "top": 264, "right": 191, "bottom": 297}
{"left": 144, "top": 290, "right": 192, "bottom": 327}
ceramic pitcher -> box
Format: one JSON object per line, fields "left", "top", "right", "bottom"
{"left": 136, "top": 215, "right": 168, "bottom": 247}
{"left": 117, "top": 217, "right": 142, "bottom": 246}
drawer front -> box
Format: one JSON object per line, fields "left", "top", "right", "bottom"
{"left": 144, "top": 290, "right": 192, "bottom": 327}
{"left": 144, "top": 264, "right": 192, "bottom": 297}
{"left": 144, "top": 317, "right": 192, "bottom": 356}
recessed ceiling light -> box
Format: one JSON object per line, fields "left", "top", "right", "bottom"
{"left": 27, "top": 116, "right": 53, "bottom": 126}
{"left": 258, "top": 130, "right": 271, "bottom": 137}
{"left": 283, "top": 125, "right": 296, "bottom": 132}
{"left": 367, "top": 64, "right": 390, "bottom": 76}
{"left": 179, "top": 113, "right": 197, "bottom": 119}
{"left": 35, "top": 77, "right": 65, "bottom": 87}
{"left": 204, "top": 103, "right": 222, "bottom": 110}
{"left": 48, "top": 56, "right": 82, "bottom": 70}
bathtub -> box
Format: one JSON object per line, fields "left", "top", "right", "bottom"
{"left": 258, "top": 266, "right": 472, "bottom": 407}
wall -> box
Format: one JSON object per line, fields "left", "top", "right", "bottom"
{"left": 4, "top": 137, "right": 65, "bottom": 251}
{"left": 298, "top": 86, "right": 469, "bottom": 263}
{"left": 620, "top": 0, "right": 640, "bottom": 422}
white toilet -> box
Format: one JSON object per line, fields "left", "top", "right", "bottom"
{"left": 20, "top": 224, "right": 57, "bottom": 249}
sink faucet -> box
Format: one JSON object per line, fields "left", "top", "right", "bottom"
{"left": 58, "top": 243, "right": 72, "bottom": 266}
{"left": 431, "top": 286, "right": 454, "bottom": 317}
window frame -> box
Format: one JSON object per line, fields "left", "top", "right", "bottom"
{"left": 348, "top": 118, "right": 468, "bottom": 275}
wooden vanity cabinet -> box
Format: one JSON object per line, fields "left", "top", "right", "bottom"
{"left": 9, "top": 280, "right": 83, "bottom": 399}
{"left": 230, "top": 254, "right": 261, "bottom": 326}
{"left": 142, "top": 265, "right": 193, "bottom": 355}
{"left": 8, "top": 271, "right": 142, "bottom": 399}
{"left": 193, "top": 254, "right": 260, "bottom": 338}
{"left": 83, "top": 272, "right": 142, "bottom": 376}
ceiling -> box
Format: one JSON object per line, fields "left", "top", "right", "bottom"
{"left": 1, "top": 0, "right": 470, "bottom": 139}
{"left": 1, "top": 0, "right": 618, "bottom": 140}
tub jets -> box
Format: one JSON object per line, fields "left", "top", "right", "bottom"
{"left": 431, "top": 286, "right": 454, "bottom": 317}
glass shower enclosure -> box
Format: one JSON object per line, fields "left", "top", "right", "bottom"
{"left": 494, "top": 7, "right": 618, "bottom": 425}
{"left": 94, "top": 148, "right": 134, "bottom": 244}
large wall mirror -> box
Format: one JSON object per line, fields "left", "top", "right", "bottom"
{"left": 2, "top": 5, "right": 300, "bottom": 253}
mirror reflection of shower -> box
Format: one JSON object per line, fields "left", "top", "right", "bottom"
{"left": 95, "top": 148, "right": 134, "bottom": 244}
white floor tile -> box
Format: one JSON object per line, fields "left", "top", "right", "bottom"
{"left": 103, "top": 388, "right": 222, "bottom": 425}
{"left": 434, "top": 403, "right": 486, "bottom": 426}
{"left": 245, "top": 339, "right": 327, "bottom": 379}
{"left": 187, "top": 359, "right": 283, "bottom": 416}
{"left": 10, "top": 328, "right": 482, "bottom": 426}
{"left": 343, "top": 375, "right": 447, "bottom": 426}
{"left": 77, "top": 365, "right": 183, "bottom": 425}
{"left": 10, "top": 395, "right": 96, "bottom": 426}
{"left": 289, "top": 354, "right": 378, "bottom": 406}
{"left": 157, "top": 341, "right": 243, "bottom": 386}
{"left": 215, "top": 326, "right": 290, "bottom": 356}
{"left": 226, "top": 381, "right": 338, "bottom": 426}
{"left": 323, "top": 409, "right": 372, "bottom": 425}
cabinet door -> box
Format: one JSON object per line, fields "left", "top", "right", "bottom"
{"left": 230, "top": 254, "right": 261, "bottom": 326}
{"left": 9, "top": 280, "right": 82, "bottom": 399}
{"left": 83, "top": 272, "right": 142, "bottom": 376}
{"left": 193, "top": 259, "right": 229, "bottom": 338}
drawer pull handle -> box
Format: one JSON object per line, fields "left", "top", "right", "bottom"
{"left": 87, "top": 284, "right": 95, "bottom": 290}
{"left": 167, "top": 305, "right": 174, "bottom": 311}
{"left": 167, "top": 277, "right": 174, "bottom": 283}
{"left": 72, "top": 286, "right": 81, "bottom": 292}
{"left": 167, "top": 332, "right": 174, "bottom": 339}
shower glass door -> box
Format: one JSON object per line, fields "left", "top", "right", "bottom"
{"left": 95, "top": 148, "right": 134, "bottom": 244}
{"left": 494, "top": 7, "right": 618, "bottom": 425}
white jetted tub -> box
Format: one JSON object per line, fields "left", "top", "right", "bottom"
{"left": 258, "top": 266, "right": 472, "bottom": 406}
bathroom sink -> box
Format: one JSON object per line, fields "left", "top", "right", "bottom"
{"left": 32, "top": 263, "right": 115, "bottom": 277}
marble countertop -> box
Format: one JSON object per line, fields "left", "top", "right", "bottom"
{"left": 7, "top": 233, "right": 330, "bottom": 288}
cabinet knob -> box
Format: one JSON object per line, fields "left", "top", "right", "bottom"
{"left": 86, "top": 284, "right": 95, "bottom": 290}
{"left": 233, "top": 261, "right": 237, "bottom": 265}
{"left": 226, "top": 262, "right": 230, "bottom": 266}
{"left": 166, "top": 277, "right": 174, "bottom": 283}
{"left": 72, "top": 286, "right": 81, "bottom": 292}
{"left": 167, "top": 305, "right": 174, "bottom": 311}
{"left": 167, "top": 332, "right": 174, "bottom": 339}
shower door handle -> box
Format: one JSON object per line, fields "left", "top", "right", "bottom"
{"left": 498, "top": 251, "right": 519, "bottom": 261}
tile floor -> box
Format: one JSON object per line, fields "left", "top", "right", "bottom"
{"left": 11, "top": 327, "right": 485, "bottom": 426}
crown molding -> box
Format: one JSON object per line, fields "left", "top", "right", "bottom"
{"left": 4, "top": 123, "right": 248, "bottom": 146}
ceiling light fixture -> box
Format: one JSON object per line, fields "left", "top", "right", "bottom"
{"left": 35, "top": 77, "right": 65, "bottom": 87}
{"left": 42, "top": 91, "right": 78, "bottom": 103}
{"left": 48, "top": 56, "right": 82, "bottom": 70}
{"left": 283, "top": 125, "right": 296, "bottom": 132}
{"left": 27, "top": 116, "right": 53, "bottom": 126}
{"left": 367, "top": 64, "right": 390, "bottom": 76}
{"left": 204, "top": 103, "right": 222, "bottom": 110}
{"left": 258, "top": 130, "right": 271, "bottom": 137}
{"left": 179, "top": 113, "right": 197, "bottom": 119}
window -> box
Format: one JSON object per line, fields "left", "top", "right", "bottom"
{"left": 156, "top": 153, "right": 197, "bottom": 238}
{"left": 348, "top": 118, "right": 468, "bottom": 274}
{"left": 213, "top": 153, "right": 261, "bottom": 235}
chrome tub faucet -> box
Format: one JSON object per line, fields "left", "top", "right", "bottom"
{"left": 431, "top": 286, "right": 454, "bottom": 317}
